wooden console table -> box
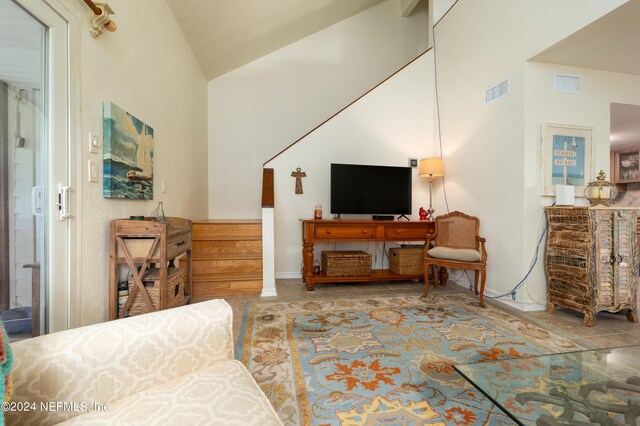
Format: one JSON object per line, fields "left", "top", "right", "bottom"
{"left": 301, "top": 219, "right": 435, "bottom": 291}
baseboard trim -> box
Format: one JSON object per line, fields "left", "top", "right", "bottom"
{"left": 276, "top": 271, "right": 302, "bottom": 279}
{"left": 261, "top": 287, "right": 278, "bottom": 297}
{"left": 484, "top": 290, "right": 546, "bottom": 312}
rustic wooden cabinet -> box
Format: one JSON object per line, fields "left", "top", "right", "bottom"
{"left": 544, "top": 206, "right": 639, "bottom": 326}
{"left": 109, "top": 217, "right": 192, "bottom": 320}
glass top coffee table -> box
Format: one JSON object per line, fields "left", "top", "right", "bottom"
{"left": 454, "top": 345, "right": 640, "bottom": 425}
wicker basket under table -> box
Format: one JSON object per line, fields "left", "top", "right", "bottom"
{"left": 322, "top": 251, "right": 372, "bottom": 277}
{"left": 389, "top": 246, "right": 424, "bottom": 275}
{"left": 127, "top": 267, "right": 186, "bottom": 316}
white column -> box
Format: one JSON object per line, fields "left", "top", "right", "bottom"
{"left": 261, "top": 207, "right": 277, "bottom": 297}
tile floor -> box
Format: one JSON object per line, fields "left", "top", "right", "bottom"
{"left": 197, "top": 279, "right": 640, "bottom": 349}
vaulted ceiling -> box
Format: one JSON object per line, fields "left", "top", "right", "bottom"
{"left": 165, "top": 0, "right": 397, "bottom": 80}
{"left": 531, "top": 0, "right": 640, "bottom": 76}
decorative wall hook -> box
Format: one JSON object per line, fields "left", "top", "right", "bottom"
{"left": 84, "top": 0, "right": 117, "bottom": 38}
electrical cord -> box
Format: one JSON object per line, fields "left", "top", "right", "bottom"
{"left": 520, "top": 205, "right": 553, "bottom": 304}
{"left": 485, "top": 204, "right": 554, "bottom": 301}
{"left": 431, "top": 24, "right": 450, "bottom": 214}
{"left": 431, "top": 19, "right": 549, "bottom": 303}
{"left": 484, "top": 223, "right": 547, "bottom": 301}
{"left": 448, "top": 269, "right": 474, "bottom": 289}
{"left": 524, "top": 277, "right": 550, "bottom": 305}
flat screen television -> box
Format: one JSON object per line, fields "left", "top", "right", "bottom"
{"left": 330, "top": 163, "right": 412, "bottom": 216}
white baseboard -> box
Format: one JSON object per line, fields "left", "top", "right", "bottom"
{"left": 484, "top": 289, "right": 546, "bottom": 312}
{"left": 276, "top": 271, "right": 302, "bottom": 279}
{"left": 261, "top": 287, "right": 278, "bottom": 297}
{"left": 268, "top": 276, "right": 547, "bottom": 311}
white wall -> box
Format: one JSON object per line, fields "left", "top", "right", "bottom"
{"left": 208, "top": 0, "right": 429, "bottom": 219}
{"left": 522, "top": 63, "right": 640, "bottom": 303}
{"left": 267, "top": 53, "right": 435, "bottom": 275}
{"left": 56, "top": 0, "right": 208, "bottom": 325}
{"left": 225, "top": 0, "right": 628, "bottom": 285}
{"left": 432, "top": 0, "right": 456, "bottom": 24}
{"left": 433, "top": 0, "right": 627, "bottom": 308}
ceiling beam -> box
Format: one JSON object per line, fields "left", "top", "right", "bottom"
{"left": 401, "top": 0, "right": 421, "bottom": 17}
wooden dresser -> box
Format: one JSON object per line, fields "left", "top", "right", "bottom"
{"left": 108, "top": 217, "right": 192, "bottom": 320}
{"left": 544, "top": 206, "right": 639, "bottom": 326}
{"left": 191, "top": 220, "right": 262, "bottom": 298}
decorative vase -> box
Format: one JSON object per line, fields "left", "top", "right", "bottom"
{"left": 151, "top": 202, "right": 169, "bottom": 225}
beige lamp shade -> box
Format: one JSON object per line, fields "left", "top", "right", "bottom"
{"left": 418, "top": 157, "right": 445, "bottom": 177}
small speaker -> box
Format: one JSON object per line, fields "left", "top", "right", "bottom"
{"left": 555, "top": 184, "right": 575, "bottom": 206}
{"left": 372, "top": 215, "right": 394, "bottom": 221}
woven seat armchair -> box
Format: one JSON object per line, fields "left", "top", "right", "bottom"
{"left": 423, "top": 211, "right": 487, "bottom": 307}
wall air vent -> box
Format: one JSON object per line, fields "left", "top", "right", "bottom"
{"left": 553, "top": 73, "right": 581, "bottom": 94}
{"left": 485, "top": 77, "right": 511, "bottom": 104}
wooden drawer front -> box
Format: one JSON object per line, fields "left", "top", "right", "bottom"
{"left": 385, "top": 225, "right": 431, "bottom": 240}
{"left": 192, "top": 259, "right": 263, "bottom": 275}
{"left": 193, "top": 280, "right": 262, "bottom": 297}
{"left": 193, "top": 223, "right": 261, "bottom": 240}
{"left": 119, "top": 238, "right": 156, "bottom": 260}
{"left": 115, "top": 220, "right": 162, "bottom": 235}
{"left": 549, "top": 278, "right": 590, "bottom": 310}
{"left": 167, "top": 232, "right": 192, "bottom": 259}
{"left": 314, "top": 225, "right": 377, "bottom": 240}
{"left": 193, "top": 240, "right": 262, "bottom": 259}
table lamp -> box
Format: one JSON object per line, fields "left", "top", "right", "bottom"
{"left": 419, "top": 157, "right": 445, "bottom": 221}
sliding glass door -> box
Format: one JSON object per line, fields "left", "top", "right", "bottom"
{"left": 0, "top": 0, "right": 71, "bottom": 337}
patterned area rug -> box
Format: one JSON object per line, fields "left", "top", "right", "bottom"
{"left": 237, "top": 292, "right": 588, "bottom": 425}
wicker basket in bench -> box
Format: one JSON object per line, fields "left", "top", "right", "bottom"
{"left": 127, "top": 267, "right": 186, "bottom": 316}
{"left": 389, "top": 246, "right": 424, "bottom": 275}
{"left": 321, "top": 251, "right": 372, "bottom": 277}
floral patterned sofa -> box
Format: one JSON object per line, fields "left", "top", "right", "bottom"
{"left": 7, "top": 299, "right": 283, "bottom": 425}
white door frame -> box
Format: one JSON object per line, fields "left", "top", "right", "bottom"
{"left": 14, "top": 0, "right": 79, "bottom": 332}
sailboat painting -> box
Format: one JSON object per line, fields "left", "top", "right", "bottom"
{"left": 103, "top": 102, "right": 154, "bottom": 199}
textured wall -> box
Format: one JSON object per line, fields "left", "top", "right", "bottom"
{"left": 266, "top": 53, "right": 435, "bottom": 276}
{"left": 524, "top": 64, "right": 640, "bottom": 304}
{"left": 208, "top": 0, "right": 429, "bottom": 219}
{"left": 434, "top": 0, "right": 627, "bottom": 307}
{"left": 57, "top": 0, "right": 208, "bottom": 325}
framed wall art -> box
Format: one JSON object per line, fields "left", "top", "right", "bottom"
{"left": 103, "top": 101, "right": 154, "bottom": 199}
{"left": 541, "top": 124, "right": 594, "bottom": 196}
